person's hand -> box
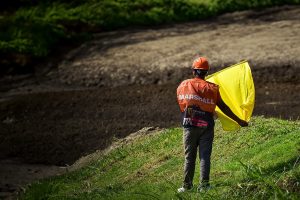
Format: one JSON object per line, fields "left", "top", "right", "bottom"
{"left": 238, "top": 120, "right": 248, "bottom": 127}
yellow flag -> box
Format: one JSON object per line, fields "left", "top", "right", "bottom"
{"left": 206, "top": 61, "right": 255, "bottom": 131}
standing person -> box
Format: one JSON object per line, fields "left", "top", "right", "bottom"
{"left": 176, "top": 57, "right": 248, "bottom": 193}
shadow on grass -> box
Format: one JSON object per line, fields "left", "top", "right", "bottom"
{"left": 264, "top": 156, "right": 299, "bottom": 175}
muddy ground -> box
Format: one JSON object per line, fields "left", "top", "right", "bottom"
{"left": 0, "top": 5, "right": 300, "bottom": 199}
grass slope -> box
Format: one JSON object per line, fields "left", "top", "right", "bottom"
{"left": 22, "top": 116, "right": 300, "bottom": 199}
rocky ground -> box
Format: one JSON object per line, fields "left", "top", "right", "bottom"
{"left": 0, "top": 5, "right": 299, "bottom": 199}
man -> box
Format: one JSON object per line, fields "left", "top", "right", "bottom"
{"left": 176, "top": 56, "right": 248, "bottom": 193}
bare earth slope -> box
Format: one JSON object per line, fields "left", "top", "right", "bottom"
{"left": 0, "top": 5, "right": 299, "bottom": 199}
{"left": 58, "top": 5, "right": 300, "bottom": 86}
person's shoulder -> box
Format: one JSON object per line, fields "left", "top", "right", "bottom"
{"left": 205, "top": 80, "right": 219, "bottom": 89}
{"left": 177, "top": 79, "right": 193, "bottom": 92}
{"left": 205, "top": 80, "right": 218, "bottom": 86}
{"left": 179, "top": 78, "right": 193, "bottom": 85}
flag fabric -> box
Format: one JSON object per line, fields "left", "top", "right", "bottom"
{"left": 206, "top": 61, "right": 255, "bottom": 131}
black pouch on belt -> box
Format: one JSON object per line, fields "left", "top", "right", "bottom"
{"left": 182, "top": 105, "right": 209, "bottom": 128}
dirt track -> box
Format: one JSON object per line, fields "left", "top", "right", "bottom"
{"left": 0, "top": 5, "right": 300, "bottom": 199}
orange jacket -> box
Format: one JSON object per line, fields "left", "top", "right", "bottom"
{"left": 177, "top": 78, "right": 219, "bottom": 113}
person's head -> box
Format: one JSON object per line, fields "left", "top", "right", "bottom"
{"left": 192, "top": 56, "right": 209, "bottom": 79}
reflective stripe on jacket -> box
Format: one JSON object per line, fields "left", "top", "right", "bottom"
{"left": 177, "top": 78, "right": 219, "bottom": 113}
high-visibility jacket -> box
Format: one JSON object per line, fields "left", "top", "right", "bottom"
{"left": 177, "top": 77, "right": 219, "bottom": 113}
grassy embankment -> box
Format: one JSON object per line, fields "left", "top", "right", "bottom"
{"left": 22, "top": 116, "right": 300, "bottom": 199}
{"left": 1, "top": 0, "right": 300, "bottom": 72}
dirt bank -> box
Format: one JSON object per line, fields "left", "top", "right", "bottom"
{"left": 0, "top": 5, "right": 300, "bottom": 199}
{"left": 57, "top": 5, "right": 300, "bottom": 87}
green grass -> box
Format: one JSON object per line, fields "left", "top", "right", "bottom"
{"left": 1, "top": 0, "right": 300, "bottom": 68}
{"left": 21, "top": 116, "right": 300, "bottom": 199}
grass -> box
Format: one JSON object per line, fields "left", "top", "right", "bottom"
{"left": 1, "top": 0, "right": 300, "bottom": 70}
{"left": 21, "top": 116, "right": 300, "bottom": 199}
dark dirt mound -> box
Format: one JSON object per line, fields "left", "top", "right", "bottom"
{"left": 0, "top": 85, "right": 179, "bottom": 165}
{"left": 1, "top": 80, "right": 299, "bottom": 166}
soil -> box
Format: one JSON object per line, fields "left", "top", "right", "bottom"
{"left": 0, "top": 5, "right": 299, "bottom": 199}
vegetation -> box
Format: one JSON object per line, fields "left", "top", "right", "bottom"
{"left": 21, "top": 116, "right": 300, "bottom": 199}
{"left": 1, "top": 0, "right": 300, "bottom": 70}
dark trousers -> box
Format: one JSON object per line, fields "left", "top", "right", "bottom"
{"left": 183, "top": 126, "right": 214, "bottom": 188}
